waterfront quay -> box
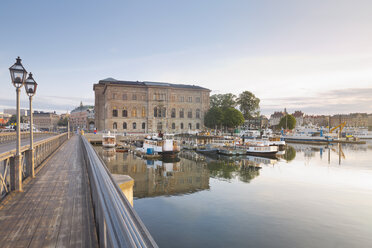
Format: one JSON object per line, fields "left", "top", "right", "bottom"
{"left": 0, "top": 132, "right": 158, "bottom": 248}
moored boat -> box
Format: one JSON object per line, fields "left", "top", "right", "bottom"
{"left": 102, "top": 131, "right": 116, "bottom": 148}
{"left": 245, "top": 141, "right": 278, "bottom": 157}
{"left": 139, "top": 134, "right": 180, "bottom": 156}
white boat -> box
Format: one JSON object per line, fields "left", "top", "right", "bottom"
{"left": 139, "top": 134, "right": 180, "bottom": 155}
{"left": 244, "top": 140, "right": 278, "bottom": 157}
{"left": 282, "top": 127, "right": 333, "bottom": 142}
{"left": 353, "top": 129, "right": 372, "bottom": 139}
{"left": 102, "top": 131, "right": 116, "bottom": 148}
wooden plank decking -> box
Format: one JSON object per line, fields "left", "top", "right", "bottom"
{"left": 0, "top": 136, "right": 98, "bottom": 247}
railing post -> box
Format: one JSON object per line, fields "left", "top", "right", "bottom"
{"left": 10, "top": 156, "right": 22, "bottom": 191}
{"left": 25, "top": 149, "right": 35, "bottom": 178}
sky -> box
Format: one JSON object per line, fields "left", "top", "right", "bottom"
{"left": 0, "top": 0, "right": 371, "bottom": 116}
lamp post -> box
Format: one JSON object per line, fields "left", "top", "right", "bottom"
{"left": 25, "top": 72, "right": 38, "bottom": 178}
{"left": 9, "top": 56, "right": 28, "bottom": 191}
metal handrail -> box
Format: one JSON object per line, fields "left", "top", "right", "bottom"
{"left": 80, "top": 135, "right": 158, "bottom": 248}
{"left": 0, "top": 131, "right": 58, "bottom": 144}
{"left": 0, "top": 132, "right": 69, "bottom": 199}
{"left": 0, "top": 133, "right": 64, "bottom": 160}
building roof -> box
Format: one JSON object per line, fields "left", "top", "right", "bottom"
{"left": 270, "top": 111, "right": 284, "bottom": 118}
{"left": 97, "top": 78, "right": 210, "bottom": 91}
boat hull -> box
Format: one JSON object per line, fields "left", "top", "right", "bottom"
{"left": 246, "top": 151, "right": 278, "bottom": 158}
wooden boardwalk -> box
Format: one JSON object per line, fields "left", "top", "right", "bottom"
{"left": 0, "top": 136, "right": 98, "bottom": 247}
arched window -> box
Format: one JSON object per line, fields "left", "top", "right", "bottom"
{"left": 133, "top": 122, "right": 137, "bottom": 129}
{"left": 172, "top": 123, "right": 175, "bottom": 129}
{"left": 154, "top": 107, "right": 158, "bottom": 117}
{"left": 171, "top": 108, "right": 176, "bottom": 118}
{"left": 142, "top": 107, "right": 146, "bottom": 117}
{"left": 196, "top": 123, "right": 200, "bottom": 129}
{"left": 132, "top": 108, "right": 137, "bottom": 117}
{"left": 188, "top": 123, "right": 192, "bottom": 129}
{"left": 123, "top": 122, "right": 127, "bottom": 129}
{"left": 179, "top": 108, "right": 184, "bottom": 118}
{"left": 188, "top": 109, "right": 192, "bottom": 118}
{"left": 122, "top": 109, "right": 127, "bottom": 117}
{"left": 162, "top": 107, "right": 166, "bottom": 117}
{"left": 180, "top": 123, "right": 184, "bottom": 129}
{"left": 142, "top": 122, "right": 146, "bottom": 129}
{"left": 196, "top": 109, "right": 200, "bottom": 119}
{"left": 113, "top": 122, "right": 117, "bottom": 130}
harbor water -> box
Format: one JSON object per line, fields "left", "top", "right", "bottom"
{"left": 95, "top": 141, "right": 372, "bottom": 248}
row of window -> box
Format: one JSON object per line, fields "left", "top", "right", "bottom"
{"left": 113, "top": 122, "right": 146, "bottom": 130}
{"left": 112, "top": 93, "right": 146, "bottom": 101}
{"left": 112, "top": 108, "right": 146, "bottom": 118}
{"left": 112, "top": 107, "right": 201, "bottom": 118}
{"left": 112, "top": 122, "right": 201, "bottom": 130}
{"left": 111, "top": 92, "right": 201, "bottom": 103}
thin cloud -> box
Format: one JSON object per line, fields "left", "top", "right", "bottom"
{"left": 261, "top": 87, "right": 372, "bottom": 115}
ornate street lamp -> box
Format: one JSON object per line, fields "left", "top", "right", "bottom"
{"left": 9, "top": 56, "right": 27, "bottom": 191}
{"left": 25, "top": 72, "right": 38, "bottom": 178}
{"left": 9, "top": 56, "right": 28, "bottom": 88}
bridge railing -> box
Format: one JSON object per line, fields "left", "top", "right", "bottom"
{"left": 0, "top": 131, "right": 57, "bottom": 144}
{"left": 0, "top": 132, "right": 69, "bottom": 199}
{"left": 80, "top": 135, "right": 158, "bottom": 248}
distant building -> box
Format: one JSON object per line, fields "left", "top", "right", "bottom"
{"left": 242, "top": 115, "right": 269, "bottom": 129}
{"left": 292, "top": 111, "right": 304, "bottom": 127}
{"left": 269, "top": 111, "right": 284, "bottom": 127}
{"left": 3, "top": 108, "right": 27, "bottom": 116}
{"left": 94, "top": 78, "right": 210, "bottom": 133}
{"left": 303, "top": 115, "right": 329, "bottom": 127}
{"left": 25, "top": 112, "right": 60, "bottom": 131}
{"left": 70, "top": 102, "right": 95, "bottom": 131}
{"left": 330, "top": 113, "right": 369, "bottom": 127}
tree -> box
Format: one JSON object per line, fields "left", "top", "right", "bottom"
{"left": 58, "top": 117, "right": 68, "bottom": 126}
{"left": 210, "top": 93, "right": 237, "bottom": 109}
{"left": 222, "top": 107, "right": 244, "bottom": 128}
{"left": 204, "top": 107, "right": 223, "bottom": 128}
{"left": 279, "top": 114, "right": 296, "bottom": 130}
{"left": 283, "top": 146, "right": 296, "bottom": 162}
{"left": 8, "top": 115, "right": 24, "bottom": 125}
{"left": 236, "top": 91, "right": 260, "bottom": 119}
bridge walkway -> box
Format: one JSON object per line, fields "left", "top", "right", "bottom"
{"left": 0, "top": 136, "right": 98, "bottom": 247}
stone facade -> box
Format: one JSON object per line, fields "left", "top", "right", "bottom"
{"left": 70, "top": 103, "right": 95, "bottom": 131}
{"left": 24, "top": 112, "right": 60, "bottom": 131}
{"left": 269, "top": 111, "right": 284, "bottom": 127}
{"left": 292, "top": 111, "right": 304, "bottom": 127}
{"left": 94, "top": 78, "right": 210, "bottom": 133}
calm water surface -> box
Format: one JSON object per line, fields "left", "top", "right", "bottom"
{"left": 95, "top": 141, "right": 372, "bottom": 248}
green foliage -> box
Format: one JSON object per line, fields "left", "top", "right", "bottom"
{"left": 58, "top": 117, "right": 68, "bottom": 126}
{"left": 204, "top": 107, "right": 244, "bottom": 129}
{"left": 210, "top": 93, "right": 237, "bottom": 109}
{"left": 279, "top": 114, "right": 296, "bottom": 130}
{"left": 222, "top": 107, "right": 245, "bottom": 128}
{"left": 283, "top": 146, "right": 296, "bottom": 162}
{"left": 237, "top": 91, "right": 260, "bottom": 119}
{"left": 204, "top": 107, "right": 223, "bottom": 128}
{"left": 8, "top": 115, "right": 24, "bottom": 125}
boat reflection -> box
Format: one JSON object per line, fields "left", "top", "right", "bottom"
{"left": 95, "top": 147, "right": 210, "bottom": 198}
{"left": 95, "top": 146, "right": 283, "bottom": 199}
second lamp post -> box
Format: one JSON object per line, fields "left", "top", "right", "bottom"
{"left": 25, "top": 73, "right": 38, "bottom": 178}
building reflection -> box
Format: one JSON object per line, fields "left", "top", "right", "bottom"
{"left": 96, "top": 147, "right": 210, "bottom": 198}
{"left": 95, "top": 147, "right": 280, "bottom": 199}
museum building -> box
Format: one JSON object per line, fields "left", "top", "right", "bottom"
{"left": 94, "top": 78, "right": 210, "bottom": 133}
